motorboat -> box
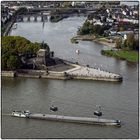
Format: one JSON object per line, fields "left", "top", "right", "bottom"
{"left": 50, "top": 106, "right": 58, "bottom": 111}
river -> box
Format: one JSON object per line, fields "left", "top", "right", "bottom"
{"left": 2, "top": 16, "right": 138, "bottom": 138}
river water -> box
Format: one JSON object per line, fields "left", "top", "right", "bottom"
{"left": 2, "top": 16, "right": 138, "bottom": 138}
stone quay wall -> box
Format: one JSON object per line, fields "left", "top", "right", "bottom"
{"left": 1, "top": 71, "right": 17, "bottom": 77}
{"left": 2, "top": 65, "right": 123, "bottom": 82}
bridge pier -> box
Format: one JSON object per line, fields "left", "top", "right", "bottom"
{"left": 27, "top": 16, "right": 30, "bottom": 22}
{"left": 41, "top": 16, "right": 44, "bottom": 22}
{"left": 34, "top": 16, "right": 37, "bottom": 22}
{"left": 21, "top": 17, "right": 23, "bottom": 22}
{"left": 43, "top": 16, "right": 48, "bottom": 21}
{"left": 16, "top": 16, "right": 23, "bottom": 22}
{"left": 47, "top": 15, "right": 51, "bottom": 22}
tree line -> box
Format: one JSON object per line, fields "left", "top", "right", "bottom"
{"left": 78, "top": 21, "right": 104, "bottom": 36}
{"left": 115, "top": 33, "right": 139, "bottom": 51}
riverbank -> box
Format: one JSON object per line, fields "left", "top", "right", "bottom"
{"left": 2, "top": 18, "right": 15, "bottom": 36}
{"left": 101, "top": 50, "right": 138, "bottom": 63}
{"left": 71, "top": 35, "right": 115, "bottom": 47}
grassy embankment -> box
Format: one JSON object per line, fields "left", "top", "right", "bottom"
{"left": 101, "top": 50, "right": 138, "bottom": 62}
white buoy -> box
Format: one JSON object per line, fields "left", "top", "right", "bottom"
{"left": 76, "top": 49, "right": 80, "bottom": 54}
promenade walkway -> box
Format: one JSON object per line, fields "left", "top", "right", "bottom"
{"left": 64, "top": 63, "right": 122, "bottom": 81}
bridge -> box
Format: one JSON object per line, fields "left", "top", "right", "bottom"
{"left": 16, "top": 12, "right": 90, "bottom": 22}
{"left": 16, "top": 12, "right": 51, "bottom": 22}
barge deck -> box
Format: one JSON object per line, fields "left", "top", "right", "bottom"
{"left": 12, "top": 111, "right": 121, "bottom": 126}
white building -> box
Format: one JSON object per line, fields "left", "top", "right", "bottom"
{"left": 94, "top": 20, "right": 103, "bottom": 26}
{"left": 106, "top": 18, "right": 114, "bottom": 23}
{"left": 122, "top": 10, "right": 126, "bottom": 15}
{"left": 119, "top": 18, "right": 138, "bottom": 24}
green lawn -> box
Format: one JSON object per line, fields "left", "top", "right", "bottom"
{"left": 101, "top": 50, "right": 139, "bottom": 62}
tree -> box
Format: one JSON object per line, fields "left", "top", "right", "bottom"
{"left": 78, "top": 21, "right": 91, "bottom": 35}
{"left": 126, "top": 33, "right": 135, "bottom": 50}
{"left": 92, "top": 24, "right": 104, "bottom": 35}
{"left": 41, "top": 42, "right": 50, "bottom": 52}
{"left": 2, "top": 55, "right": 8, "bottom": 69}
{"left": 2, "top": 36, "right": 40, "bottom": 55}
{"left": 134, "top": 38, "right": 139, "bottom": 51}
{"left": 2, "top": 36, "right": 43, "bottom": 70}
{"left": 7, "top": 55, "right": 21, "bottom": 70}
{"left": 79, "top": 21, "right": 104, "bottom": 36}
{"left": 115, "top": 37, "right": 122, "bottom": 49}
{"left": 123, "top": 39, "right": 127, "bottom": 49}
{"left": 79, "top": 26, "right": 90, "bottom": 35}
{"left": 15, "top": 7, "right": 28, "bottom": 15}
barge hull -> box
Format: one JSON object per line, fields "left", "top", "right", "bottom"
{"left": 27, "top": 113, "right": 120, "bottom": 126}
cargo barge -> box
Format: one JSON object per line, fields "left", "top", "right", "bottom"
{"left": 12, "top": 110, "right": 121, "bottom": 126}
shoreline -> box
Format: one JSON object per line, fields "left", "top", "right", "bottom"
{"left": 2, "top": 19, "right": 15, "bottom": 36}
{"left": 2, "top": 71, "right": 122, "bottom": 82}
{"left": 101, "top": 50, "right": 138, "bottom": 63}
{"left": 72, "top": 35, "right": 115, "bottom": 48}
{"left": 72, "top": 35, "right": 138, "bottom": 63}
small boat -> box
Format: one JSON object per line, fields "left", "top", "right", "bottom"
{"left": 50, "top": 106, "right": 58, "bottom": 111}
{"left": 50, "top": 101, "right": 58, "bottom": 112}
{"left": 94, "top": 105, "right": 102, "bottom": 117}
{"left": 76, "top": 49, "right": 80, "bottom": 54}
{"left": 94, "top": 111, "right": 102, "bottom": 116}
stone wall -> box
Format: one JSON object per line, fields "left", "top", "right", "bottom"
{"left": 2, "top": 71, "right": 17, "bottom": 77}
{"left": 1, "top": 68, "right": 122, "bottom": 82}
{"left": 72, "top": 75, "right": 122, "bottom": 82}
